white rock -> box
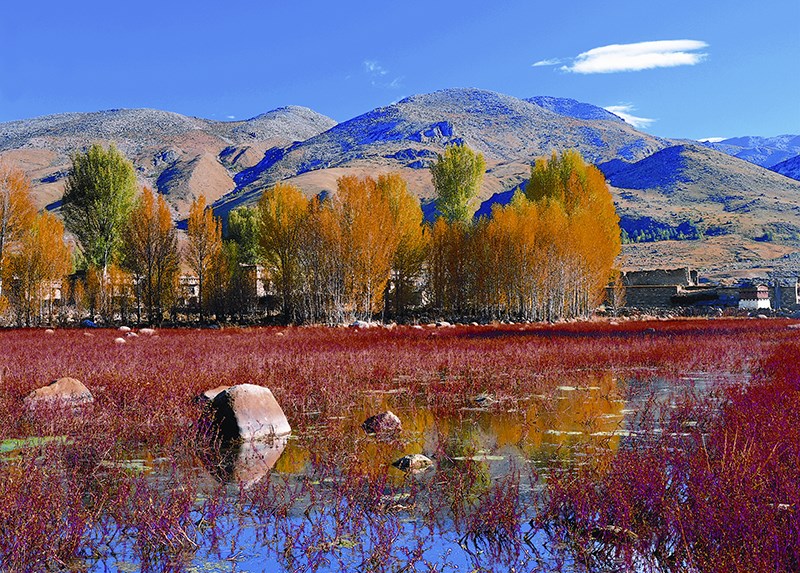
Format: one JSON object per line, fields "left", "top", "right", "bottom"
{"left": 114, "top": 337, "right": 126, "bottom": 345}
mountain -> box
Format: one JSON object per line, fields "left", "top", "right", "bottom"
{"left": 212, "top": 88, "right": 668, "bottom": 218}
{"left": 771, "top": 154, "right": 800, "bottom": 181}
{"left": 0, "top": 106, "right": 337, "bottom": 214}
{"left": 3, "top": 90, "right": 800, "bottom": 278}
{"left": 703, "top": 135, "right": 800, "bottom": 168}
{"left": 525, "top": 96, "right": 623, "bottom": 122}
{"left": 597, "top": 144, "right": 800, "bottom": 276}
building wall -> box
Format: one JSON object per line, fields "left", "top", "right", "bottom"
{"left": 623, "top": 268, "right": 694, "bottom": 287}
{"left": 623, "top": 285, "right": 681, "bottom": 308}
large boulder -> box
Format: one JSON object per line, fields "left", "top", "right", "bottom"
{"left": 362, "top": 410, "right": 402, "bottom": 435}
{"left": 207, "top": 384, "right": 291, "bottom": 443}
{"left": 23, "top": 377, "right": 94, "bottom": 409}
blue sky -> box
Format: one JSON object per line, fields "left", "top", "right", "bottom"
{"left": 1, "top": 1, "right": 798, "bottom": 139}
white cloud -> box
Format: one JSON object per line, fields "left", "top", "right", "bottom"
{"left": 534, "top": 40, "right": 708, "bottom": 74}
{"left": 567, "top": 40, "right": 708, "bottom": 73}
{"left": 697, "top": 136, "right": 726, "bottom": 143}
{"left": 604, "top": 104, "right": 656, "bottom": 129}
{"left": 532, "top": 58, "right": 563, "bottom": 67}
{"left": 226, "top": 115, "right": 236, "bottom": 120}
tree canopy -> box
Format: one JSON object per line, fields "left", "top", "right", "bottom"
{"left": 62, "top": 143, "right": 137, "bottom": 271}
{"left": 430, "top": 144, "right": 485, "bottom": 223}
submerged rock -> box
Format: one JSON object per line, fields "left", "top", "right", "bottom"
{"left": 24, "top": 377, "right": 94, "bottom": 409}
{"left": 362, "top": 411, "right": 402, "bottom": 435}
{"left": 392, "top": 454, "right": 433, "bottom": 473}
{"left": 207, "top": 384, "right": 291, "bottom": 444}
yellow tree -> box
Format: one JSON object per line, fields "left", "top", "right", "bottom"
{"left": 376, "top": 173, "right": 428, "bottom": 318}
{"left": 256, "top": 183, "right": 309, "bottom": 323}
{"left": 122, "top": 188, "right": 180, "bottom": 324}
{"left": 185, "top": 195, "right": 222, "bottom": 321}
{"left": 334, "top": 175, "right": 399, "bottom": 319}
{"left": 0, "top": 166, "right": 36, "bottom": 301}
{"left": 524, "top": 150, "right": 620, "bottom": 318}
{"left": 5, "top": 211, "right": 71, "bottom": 326}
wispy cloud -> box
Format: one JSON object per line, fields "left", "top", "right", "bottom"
{"left": 604, "top": 104, "right": 655, "bottom": 129}
{"left": 534, "top": 40, "right": 708, "bottom": 74}
{"left": 363, "top": 59, "right": 403, "bottom": 89}
{"left": 532, "top": 58, "right": 563, "bottom": 67}
{"left": 363, "top": 60, "right": 388, "bottom": 76}
{"left": 226, "top": 115, "right": 236, "bottom": 120}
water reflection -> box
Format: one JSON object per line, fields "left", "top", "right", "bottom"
{"left": 202, "top": 436, "right": 288, "bottom": 488}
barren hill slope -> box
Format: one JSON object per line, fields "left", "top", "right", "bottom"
{"left": 212, "top": 88, "right": 668, "bottom": 217}
{"left": 0, "top": 106, "right": 336, "bottom": 214}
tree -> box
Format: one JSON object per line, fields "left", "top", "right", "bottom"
{"left": 4, "top": 211, "right": 71, "bottom": 326}
{"left": 0, "top": 165, "right": 36, "bottom": 300}
{"left": 334, "top": 175, "right": 399, "bottom": 319}
{"left": 185, "top": 195, "right": 222, "bottom": 321}
{"left": 62, "top": 143, "right": 137, "bottom": 272}
{"left": 121, "top": 188, "right": 180, "bottom": 324}
{"left": 227, "top": 206, "right": 260, "bottom": 265}
{"left": 430, "top": 144, "right": 485, "bottom": 223}
{"left": 376, "top": 173, "right": 428, "bottom": 318}
{"left": 524, "top": 150, "right": 621, "bottom": 318}
{"left": 256, "top": 183, "right": 309, "bottom": 323}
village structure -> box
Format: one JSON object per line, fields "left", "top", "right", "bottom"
{"left": 616, "top": 267, "right": 800, "bottom": 313}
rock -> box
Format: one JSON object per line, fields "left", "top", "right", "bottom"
{"left": 362, "top": 411, "right": 402, "bottom": 435}
{"left": 411, "top": 325, "right": 424, "bottom": 330}
{"left": 118, "top": 326, "right": 131, "bottom": 332}
{"left": 126, "top": 331, "right": 138, "bottom": 338}
{"left": 44, "top": 328, "right": 55, "bottom": 335}
{"left": 194, "top": 385, "right": 232, "bottom": 406}
{"left": 351, "top": 320, "right": 372, "bottom": 329}
{"left": 435, "top": 321, "right": 452, "bottom": 327}
{"left": 139, "top": 328, "right": 156, "bottom": 336}
{"left": 114, "top": 337, "right": 126, "bottom": 345}
{"left": 24, "top": 377, "right": 94, "bottom": 409}
{"left": 207, "top": 384, "right": 291, "bottom": 444}
{"left": 80, "top": 319, "right": 98, "bottom": 328}
{"left": 392, "top": 453, "right": 433, "bottom": 473}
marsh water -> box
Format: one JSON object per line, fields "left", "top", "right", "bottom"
{"left": 81, "top": 369, "right": 732, "bottom": 572}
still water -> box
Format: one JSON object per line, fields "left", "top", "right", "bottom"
{"left": 94, "top": 370, "right": 727, "bottom": 572}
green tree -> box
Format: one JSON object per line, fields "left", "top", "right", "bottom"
{"left": 62, "top": 143, "right": 137, "bottom": 272}
{"left": 430, "top": 143, "right": 485, "bottom": 223}
{"left": 227, "top": 206, "right": 260, "bottom": 264}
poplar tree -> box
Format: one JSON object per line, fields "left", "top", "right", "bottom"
{"left": 185, "top": 195, "right": 222, "bottom": 321}
{"left": 62, "top": 143, "right": 137, "bottom": 272}
{"left": 430, "top": 144, "right": 485, "bottom": 223}
{"left": 122, "top": 187, "right": 180, "bottom": 324}
{"left": 0, "top": 166, "right": 36, "bottom": 300}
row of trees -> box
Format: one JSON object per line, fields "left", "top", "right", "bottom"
{"left": 251, "top": 146, "right": 620, "bottom": 323}
{"left": 0, "top": 142, "right": 621, "bottom": 326}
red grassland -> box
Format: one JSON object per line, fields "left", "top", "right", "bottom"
{"left": 0, "top": 318, "right": 798, "bottom": 571}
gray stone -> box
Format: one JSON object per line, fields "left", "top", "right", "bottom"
{"left": 392, "top": 454, "right": 433, "bottom": 473}
{"left": 208, "top": 384, "right": 291, "bottom": 444}
{"left": 362, "top": 410, "right": 402, "bottom": 435}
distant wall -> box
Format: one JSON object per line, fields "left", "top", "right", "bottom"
{"left": 623, "top": 285, "right": 681, "bottom": 308}
{"left": 623, "top": 268, "right": 695, "bottom": 287}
